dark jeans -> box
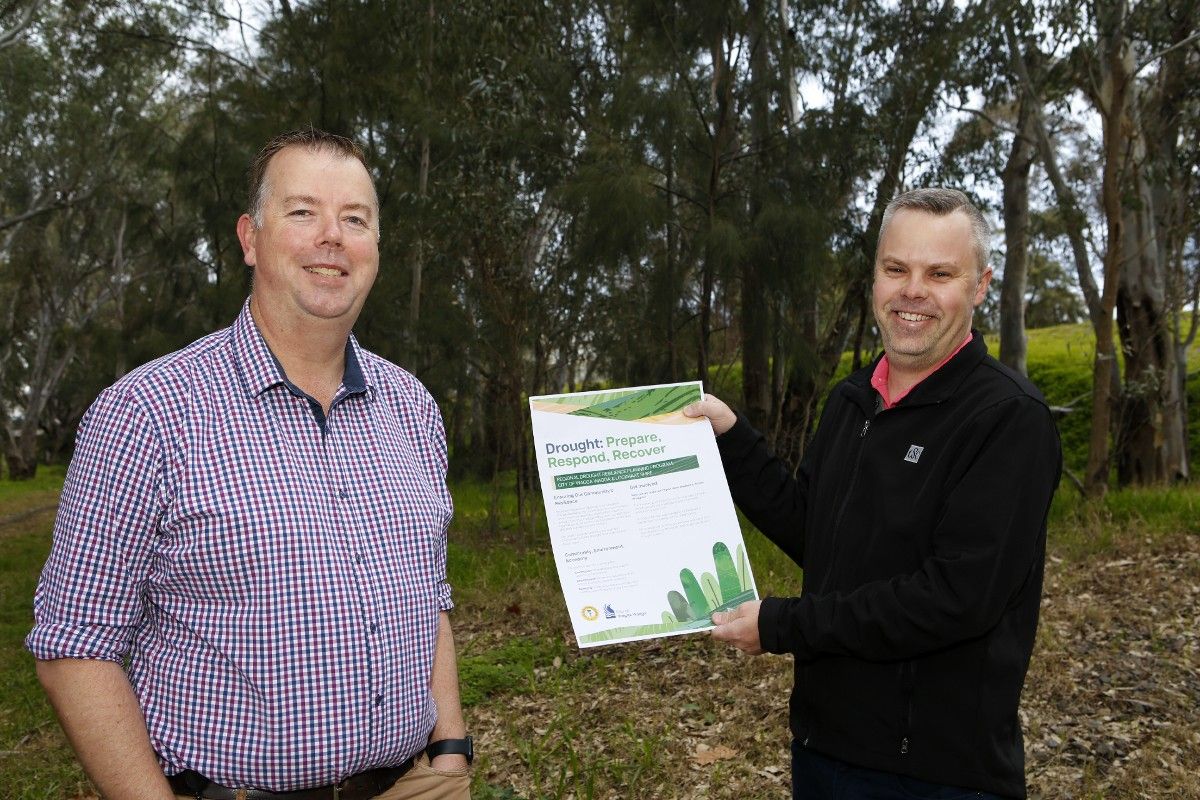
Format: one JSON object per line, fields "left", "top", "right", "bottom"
{"left": 791, "top": 741, "right": 1012, "bottom": 800}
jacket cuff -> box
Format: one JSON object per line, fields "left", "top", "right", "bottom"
{"left": 715, "top": 412, "right": 761, "bottom": 461}
{"left": 758, "top": 595, "right": 796, "bottom": 655}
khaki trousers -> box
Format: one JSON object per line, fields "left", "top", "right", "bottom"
{"left": 173, "top": 754, "right": 471, "bottom": 800}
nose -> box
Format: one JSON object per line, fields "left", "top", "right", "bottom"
{"left": 899, "top": 271, "right": 928, "bottom": 299}
{"left": 315, "top": 212, "right": 343, "bottom": 248}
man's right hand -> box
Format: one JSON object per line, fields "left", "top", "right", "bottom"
{"left": 683, "top": 394, "right": 737, "bottom": 436}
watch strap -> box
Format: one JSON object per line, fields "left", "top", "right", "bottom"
{"left": 426, "top": 735, "right": 473, "bottom": 764}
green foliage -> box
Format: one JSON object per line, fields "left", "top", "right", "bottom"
{"left": 457, "top": 636, "right": 566, "bottom": 707}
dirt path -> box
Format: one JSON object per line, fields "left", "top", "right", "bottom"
{"left": 0, "top": 503, "right": 59, "bottom": 535}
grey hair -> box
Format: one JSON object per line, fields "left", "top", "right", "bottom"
{"left": 878, "top": 187, "right": 990, "bottom": 275}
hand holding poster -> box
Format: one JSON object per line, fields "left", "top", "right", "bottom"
{"left": 529, "top": 381, "right": 758, "bottom": 648}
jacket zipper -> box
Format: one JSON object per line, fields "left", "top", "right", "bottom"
{"left": 899, "top": 660, "right": 916, "bottom": 755}
{"left": 824, "top": 414, "right": 872, "bottom": 586}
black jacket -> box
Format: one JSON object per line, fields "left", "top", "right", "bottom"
{"left": 716, "top": 332, "right": 1061, "bottom": 798}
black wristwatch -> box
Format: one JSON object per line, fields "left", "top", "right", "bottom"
{"left": 426, "top": 735, "right": 473, "bottom": 764}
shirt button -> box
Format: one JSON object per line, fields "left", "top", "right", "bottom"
{"left": 338, "top": 489, "right": 349, "bottom": 500}
{"left": 370, "top": 622, "right": 379, "bottom": 633}
{"left": 355, "top": 553, "right": 364, "bottom": 565}
{"left": 374, "top": 694, "right": 384, "bottom": 706}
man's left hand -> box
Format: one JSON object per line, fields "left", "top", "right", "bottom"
{"left": 710, "top": 600, "right": 763, "bottom": 655}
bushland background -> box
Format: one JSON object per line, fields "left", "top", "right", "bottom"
{"left": 1, "top": 1, "right": 1198, "bottom": 798}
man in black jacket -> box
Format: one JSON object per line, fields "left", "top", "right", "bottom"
{"left": 685, "top": 188, "right": 1060, "bottom": 799}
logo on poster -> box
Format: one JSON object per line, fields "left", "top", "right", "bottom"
{"left": 603, "top": 604, "right": 616, "bottom": 619}
{"left": 580, "top": 605, "right": 599, "bottom": 621}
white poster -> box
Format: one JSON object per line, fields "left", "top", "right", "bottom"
{"left": 528, "top": 381, "right": 758, "bottom": 648}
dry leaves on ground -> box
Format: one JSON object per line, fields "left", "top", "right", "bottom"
{"left": 463, "top": 533, "right": 1200, "bottom": 799}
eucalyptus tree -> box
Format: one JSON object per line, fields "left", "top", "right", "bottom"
{"left": 0, "top": 1, "right": 188, "bottom": 478}
{"left": 1003, "top": 0, "right": 1198, "bottom": 492}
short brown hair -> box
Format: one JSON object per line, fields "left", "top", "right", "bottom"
{"left": 247, "top": 129, "right": 374, "bottom": 226}
{"left": 878, "top": 187, "right": 990, "bottom": 275}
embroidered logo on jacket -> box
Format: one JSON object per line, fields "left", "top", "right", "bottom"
{"left": 904, "top": 445, "right": 924, "bottom": 463}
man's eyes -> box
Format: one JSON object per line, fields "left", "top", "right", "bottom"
{"left": 286, "top": 209, "right": 369, "bottom": 227}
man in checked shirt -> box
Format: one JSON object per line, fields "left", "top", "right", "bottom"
{"left": 27, "top": 129, "right": 473, "bottom": 800}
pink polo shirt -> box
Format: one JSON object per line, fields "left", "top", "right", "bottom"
{"left": 870, "top": 333, "right": 973, "bottom": 410}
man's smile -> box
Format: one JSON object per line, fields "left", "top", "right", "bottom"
{"left": 303, "top": 264, "right": 347, "bottom": 277}
{"left": 895, "top": 310, "right": 935, "bottom": 322}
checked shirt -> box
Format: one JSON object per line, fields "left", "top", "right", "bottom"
{"left": 27, "top": 302, "right": 454, "bottom": 791}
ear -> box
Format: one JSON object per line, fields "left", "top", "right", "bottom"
{"left": 236, "top": 214, "right": 258, "bottom": 267}
{"left": 973, "top": 267, "right": 993, "bottom": 307}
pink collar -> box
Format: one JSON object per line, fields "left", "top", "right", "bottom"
{"left": 870, "top": 333, "right": 973, "bottom": 410}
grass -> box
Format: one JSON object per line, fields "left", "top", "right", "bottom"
{"left": 988, "top": 322, "right": 1200, "bottom": 477}
{"left": 0, "top": 469, "right": 90, "bottom": 800}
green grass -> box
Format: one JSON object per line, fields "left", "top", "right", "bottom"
{"left": 0, "top": 480, "right": 89, "bottom": 800}
{"left": 0, "top": 465, "right": 65, "bottom": 517}
{"left": 989, "top": 322, "right": 1200, "bottom": 478}
{"left": 458, "top": 636, "right": 567, "bottom": 707}
{"left": 1047, "top": 483, "right": 1200, "bottom": 559}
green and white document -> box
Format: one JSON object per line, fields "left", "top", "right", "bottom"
{"left": 529, "top": 381, "right": 758, "bottom": 648}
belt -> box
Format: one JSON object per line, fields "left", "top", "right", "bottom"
{"left": 167, "top": 759, "right": 414, "bottom": 800}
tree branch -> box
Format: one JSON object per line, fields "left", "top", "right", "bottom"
{"left": 0, "top": 2, "right": 34, "bottom": 51}
{"left": 1135, "top": 29, "right": 1200, "bottom": 76}
{"left": 947, "top": 103, "right": 1020, "bottom": 136}
{"left": 0, "top": 187, "right": 96, "bottom": 234}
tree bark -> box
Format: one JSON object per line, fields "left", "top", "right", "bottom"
{"left": 998, "top": 96, "right": 1037, "bottom": 374}
{"left": 409, "top": 0, "right": 434, "bottom": 339}
{"left": 698, "top": 23, "right": 735, "bottom": 385}
{"left": 1083, "top": 0, "right": 1133, "bottom": 497}
{"left": 742, "top": 0, "right": 771, "bottom": 431}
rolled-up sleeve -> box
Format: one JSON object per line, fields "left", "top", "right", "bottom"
{"left": 26, "top": 389, "right": 164, "bottom": 662}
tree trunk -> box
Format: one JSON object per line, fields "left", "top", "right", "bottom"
{"left": 998, "top": 98, "right": 1036, "bottom": 374}
{"left": 1083, "top": 0, "right": 1133, "bottom": 498}
{"left": 1115, "top": 162, "right": 1180, "bottom": 484}
{"left": 1138, "top": 4, "right": 1196, "bottom": 482}
{"left": 408, "top": 0, "right": 434, "bottom": 339}
{"left": 742, "top": 0, "right": 770, "bottom": 431}
{"left": 698, "top": 25, "right": 735, "bottom": 385}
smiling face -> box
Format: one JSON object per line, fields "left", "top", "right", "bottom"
{"left": 872, "top": 208, "right": 992, "bottom": 376}
{"left": 237, "top": 145, "right": 379, "bottom": 334}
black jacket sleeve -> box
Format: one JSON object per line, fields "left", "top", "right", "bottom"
{"left": 715, "top": 412, "right": 811, "bottom": 569}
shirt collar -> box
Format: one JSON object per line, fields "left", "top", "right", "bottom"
{"left": 231, "top": 300, "right": 369, "bottom": 398}
{"left": 871, "top": 331, "right": 974, "bottom": 410}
